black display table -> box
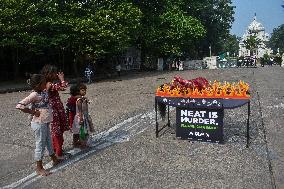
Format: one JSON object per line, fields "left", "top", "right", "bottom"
{"left": 155, "top": 96, "right": 251, "bottom": 147}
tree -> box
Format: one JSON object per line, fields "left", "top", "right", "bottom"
{"left": 182, "top": 0, "right": 235, "bottom": 57}
{"left": 243, "top": 35, "right": 261, "bottom": 56}
{"left": 0, "top": 0, "right": 142, "bottom": 76}
{"left": 134, "top": 0, "right": 206, "bottom": 69}
{"left": 0, "top": 0, "right": 237, "bottom": 78}
{"left": 222, "top": 34, "right": 240, "bottom": 57}
{"left": 146, "top": 7, "right": 205, "bottom": 57}
{"left": 268, "top": 24, "right": 284, "bottom": 54}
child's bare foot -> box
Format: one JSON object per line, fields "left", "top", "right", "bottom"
{"left": 79, "top": 142, "right": 90, "bottom": 149}
{"left": 57, "top": 153, "right": 71, "bottom": 160}
{"left": 36, "top": 160, "right": 51, "bottom": 176}
{"left": 50, "top": 154, "right": 62, "bottom": 166}
{"left": 52, "top": 158, "right": 62, "bottom": 166}
{"left": 36, "top": 168, "right": 51, "bottom": 176}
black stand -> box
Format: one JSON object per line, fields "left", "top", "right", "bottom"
{"left": 155, "top": 100, "right": 170, "bottom": 137}
{"left": 155, "top": 96, "right": 251, "bottom": 148}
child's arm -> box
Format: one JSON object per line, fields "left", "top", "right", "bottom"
{"left": 76, "top": 99, "right": 83, "bottom": 124}
{"left": 49, "top": 72, "right": 68, "bottom": 91}
{"left": 16, "top": 92, "right": 40, "bottom": 117}
{"left": 19, "top": 107, "right": 40, "bottom": 117}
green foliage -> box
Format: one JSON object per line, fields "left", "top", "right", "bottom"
{"left": 243, "top": 35, "right": 261, "bottom": 54}
{"left": 0, "top": 0, "right": 236, "bottom": 73}
{"left": 268, "top": 24, "right": 284, "bottom": 54}
{"left": 263, "top": 53, "right": 269, "bottom": 62}
{"left": 0, "top": 0, "right": 142, "bottom": 57}
{"left": 144, "top": 8, "right": 205, "bottom": 57}
{"left": 182, "top": 0, "right": 235, "bottom": 57}
{"left": 134, "top": 0, "right": 235, "bottom": 61}
{"left": 222, "top": 34, "right": 239, "bottom": 57}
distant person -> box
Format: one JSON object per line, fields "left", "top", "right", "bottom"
{"left": 179, "top": 61, "right": 184, "bottom": 71}
{"left": 260, "top": 57, "right": 265, "bottom": 67}
{"left": 68, "top": 83, "right": 94, "bottom": 148}
{"left": 269, "top": 57, "right": 274, "bottom": 66}
{"left": 253, "top": 55, "right": 257, "bottom": 67}
{"left": 175, "top": 59, "right": 180, "bottom": 71}
{"left": 281, "top": 54, "right": 284, "bottom": 67}
{"left": 237, "top": 59, "right": 242, "bottom": 68}
{"left": 116, "top": 63, "right": 121, "bottom": 77}
{"left": 16, "top": 74, "right": 60, "bottom": 176}
{"left": 171, "top": 61, "right": 176, "bottom": 70}
{"left": 84, "top": 65, "right": 94, "bottom": 83}
{"left": 41, "top": 65, "right": 69, "bottom": 159}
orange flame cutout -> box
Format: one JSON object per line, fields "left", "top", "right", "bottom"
{"left": 156, "top": 80, "right": 250, "bottom": 99}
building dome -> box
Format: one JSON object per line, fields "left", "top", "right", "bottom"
{"left": 238, "top": 14, "right": 272, "bottom": 58}
{"left": 248, "top": 16, "right": 264, "bottom": 33}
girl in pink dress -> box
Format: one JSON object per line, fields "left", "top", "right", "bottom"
{"left": 41, "top": 65, "right": 69, "bottom": 158}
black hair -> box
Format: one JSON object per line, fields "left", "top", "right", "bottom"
{"left": 40, "top": 64, "right": 58, "bottom": 82}
{"left": 27, "top": 74, "right": 46, "bottom": 92}
{"left": 70, "top": 82, "right": 87, "bottom": 96}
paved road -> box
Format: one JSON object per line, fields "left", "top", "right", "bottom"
{"left": 0, "top": 67, "right": 283, "bottom": 189}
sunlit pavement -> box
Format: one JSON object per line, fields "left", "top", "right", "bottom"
{"left": 0, "top": 67, "right": 283, "bottom": 189}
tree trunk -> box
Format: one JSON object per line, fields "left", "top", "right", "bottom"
{"left": 72, "top": 52, "right": 79, "bottom": 77}
{"left": 140, "top": 43, "right": 146, "bottom": 70}
{"left": 12, "top": 48, "right": 20, "bottom": 80}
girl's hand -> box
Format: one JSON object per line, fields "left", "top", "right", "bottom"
{"left": 33, "top": 110, "right": 40, "bottom": 117}
{"left": 82, "top": 97, "right": 89, "bottom": 103}
{"left": 57, "top": 72, "right": 65, "bottom": 82}
{"left": 60, "top": 86, "right": 66, "bottom": 91}
{"left": 79, "top": 116, "right": 83, "bottom": 125}
{"left": 79, "top": 120, "right": 83, "bottom": 125}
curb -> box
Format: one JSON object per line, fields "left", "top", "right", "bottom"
{"left": 0, "top": 86, "right": 31, "bottom": 94}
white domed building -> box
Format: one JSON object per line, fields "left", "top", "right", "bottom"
{"left": 239, "top": 14, "right": 272, "bottom": 58}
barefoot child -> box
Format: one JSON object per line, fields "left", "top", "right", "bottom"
{"left": 67, "top": 83, "right": 94, "bottom": 148}
{"left": 41, "top": 65, "right": 69, "bottom": 159}
{"left": 66, "top": 85, "right": 80, "bottom": 147}
{"left": 16, "top": 74, "right": 60, "bottom": 176}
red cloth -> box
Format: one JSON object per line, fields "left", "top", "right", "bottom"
{"left": 49, "top": 90, "right": 69, "bottom": 137}
{"left": 52, "top": 134, "right": 64, "bottom": 156}
{"left": 69, "top": 112, "right": 75, "bottom": 130}
{"left": 48, "top": 89, "right": 69, "bottom": 157}
{"left": 66, "top": 96, "right": 77, "bottom": 130}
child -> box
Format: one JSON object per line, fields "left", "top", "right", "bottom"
{"left": 40, "top": 65, "right": 69, "bottom": 158}
{"left": 115, "top": 63, "right": 121, "bottom": 77}
{"left": 16, "top": 74, "right": 60, "bottom": 176}
{"left": 66, "top": 85, "right": 80, "bottom": 147}
{"left": 66, "top": 83, "right": 94, "bottom": 148}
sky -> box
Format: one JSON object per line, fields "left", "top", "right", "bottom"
{"left": 230, "top": 0, "right": 284, "bottom": 37}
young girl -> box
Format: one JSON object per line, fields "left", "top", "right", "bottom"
{"left": 40, "top": 65, "right": 69, "bottom": 158}
{"left": 16, "top": 74, "right": 60, "bottom": 176}
{"left": 66, "top": 83, "right": 94, "bottom": 148}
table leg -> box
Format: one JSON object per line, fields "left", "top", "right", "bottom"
{"left": 246, "top": 101, "right": 250, "bottom": 148}
{"left": 155, "top": 99, "right": 159, "bottom": 137}
{"left": 167, "top": 105, "right": 170, "bottom": 127}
